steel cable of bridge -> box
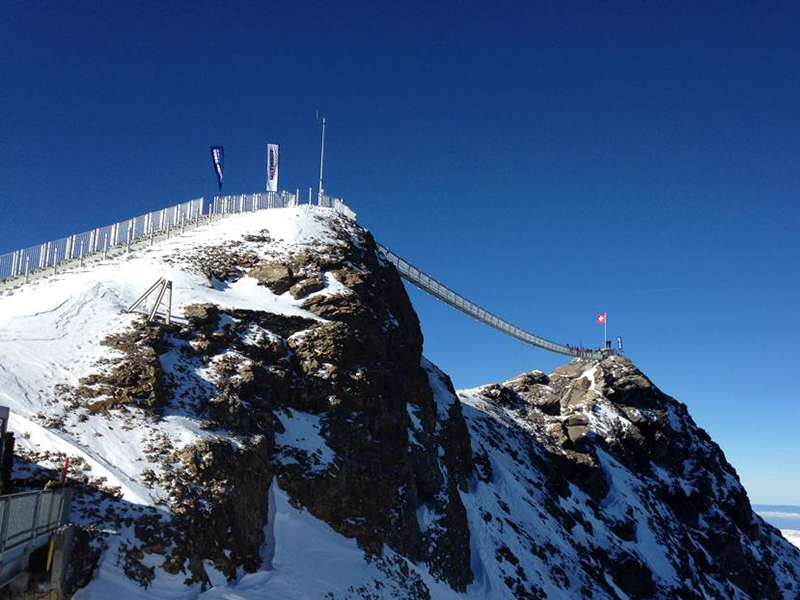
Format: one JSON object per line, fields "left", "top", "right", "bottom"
{"left": 377, "top": 245, "right": 610, "bottom": 361}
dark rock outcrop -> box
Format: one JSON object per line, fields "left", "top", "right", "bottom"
{"left": 250, "top": 261, "right": 294, "bottom": 294}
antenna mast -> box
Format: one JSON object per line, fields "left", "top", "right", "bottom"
{"left": 317, "top": 116, "right": 326, "bottom": 205}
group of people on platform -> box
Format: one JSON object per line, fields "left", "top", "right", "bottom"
{"left": 565, "top": 340, "right": 614, "bottom": 357}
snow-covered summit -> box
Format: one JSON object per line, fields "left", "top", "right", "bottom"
{"left": 1, "top": 207, "right": 351, "bottom": 505}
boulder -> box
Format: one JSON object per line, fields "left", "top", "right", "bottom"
{"left": 289, "top": 276, "right": 325, "bottom": 299}
{"left": 249, "top": 262, "right": 294, "bottom": 294}
{"left": 565, "top": 413, "right": 591, "bottom": 446}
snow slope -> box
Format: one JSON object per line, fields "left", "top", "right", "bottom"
{"left": 1, "top": 207, "right": 339, "bottom": 506}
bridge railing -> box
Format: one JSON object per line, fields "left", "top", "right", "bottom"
{"left": 0, "top": 487, "right": 72, "bottom": 556}
{"left": 379, "top": 245, "right": 610, "bottom": 360}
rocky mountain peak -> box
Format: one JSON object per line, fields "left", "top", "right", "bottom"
{"left": 458, "top": 356, "right": 800, "bottom": 599}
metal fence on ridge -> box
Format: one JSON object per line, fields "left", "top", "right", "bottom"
{"left": 0, "top": 197, "right": 204, "bottom": 284}
{"left": 0, "top": 190, "right": 358, "bottom": 288}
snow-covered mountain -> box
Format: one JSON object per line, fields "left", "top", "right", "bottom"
{"left": 1, "top": 206, "right": 798, "bottom": 599}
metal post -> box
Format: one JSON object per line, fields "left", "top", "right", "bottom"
{"left": 24, "top": 256, "right": 30, "bottom": 283}
{"left": 148, "top": 281, "right": 168, "bottom": 322}
{"left": 103, "top": 233, "right": 109, "bottom": 259}
{"left": 165, "top": 281, "right": 172, "bottom": 325}
{"left": 127, "top": 277, "right": 165, "bottom": 313}
{"left": 52, "top": 248, "right": 58, "bottom": 274}
{"left": 30, "top": 493, "right": 42, "bottom": 544}
{"left": 0, "top": 496, "right": 11, "bottom": 553}
{"left": 317, "top": 116, "right": 326, "bottom": 204}
{"left": 126, "top": 223, "right": 132, "bottom": 252}
{"left": 79, "top": 240, "right": 85, "bottom": 267}
{"left": 181, "top": 213, "right": 185, "bottom": 234}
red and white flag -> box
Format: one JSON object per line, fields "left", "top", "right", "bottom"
{"left": 596, "top": 312, "right": 607, "bottom": 324}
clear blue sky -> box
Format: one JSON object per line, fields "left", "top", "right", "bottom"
{"left": 2, "top": 2, "right": 798, "bottom": 504}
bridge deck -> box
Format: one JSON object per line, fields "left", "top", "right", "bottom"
{"left": 379, "top": 245, "right": 609, "bottom": 361}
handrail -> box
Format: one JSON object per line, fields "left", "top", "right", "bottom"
{"left": 0, "top": 190, "right": 339, "bottom": 290}
{"left": 0, "top": 487, "right": 72, "bottom": 558}
{"left": 0, "top": 197, "right": 204, "bottom": 285}
{"left": 378, "top": 245, "right": 612, "bottom": 361}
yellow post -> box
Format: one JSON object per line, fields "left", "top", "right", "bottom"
{"left": 46, "top": 539, "right": 55, "bottom": 571}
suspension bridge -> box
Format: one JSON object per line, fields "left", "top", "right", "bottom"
{"left": 0, "top": 191, "right": 611, "bottom": 361}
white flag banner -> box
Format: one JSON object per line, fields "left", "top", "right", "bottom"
{"left": 266, "top": 143, "right": 280, "bottom": 192}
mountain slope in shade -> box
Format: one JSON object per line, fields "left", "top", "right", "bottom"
{"left": 782, "top": 531, "right": 800, "bottom": 551}
{"left": 0, "top": 206, "right": 798, "bottom": 599}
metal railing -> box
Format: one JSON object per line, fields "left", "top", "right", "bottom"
{"left": 211, "top": 190, "right": 298, "bottom": 214}
{"left": 319, "top": 195, "right": 357, "bottom": 220}
{"left": 0, "top": 488, "right": 71, "bottom": 556}
{"left": 0, "top": 197, "right": 204, "bottom": 284}
{"left": 378, "top": 245, "right": 612, "bottom": 360}
{"left": 0, "top": 190, "right": 359, "bottom": 290}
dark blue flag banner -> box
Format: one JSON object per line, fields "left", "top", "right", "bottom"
{"left": 210, "top": 146, "right": 224, "bottom": 192}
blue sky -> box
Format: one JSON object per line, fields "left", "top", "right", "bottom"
{"left": 2, "top": 2, "right": 799, "bottom": 503}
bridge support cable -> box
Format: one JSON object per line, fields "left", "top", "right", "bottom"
{"left": 378, "top": 245, "right": 609, "bottom": 361}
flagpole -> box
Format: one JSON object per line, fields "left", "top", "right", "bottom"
{"left": 604, "top": 315, "right": 607, "bottom": 347}
{"left": 317, "top": 116, "right": 326, "bottom": 205}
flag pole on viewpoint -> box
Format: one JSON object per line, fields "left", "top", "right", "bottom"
{"left": 596, "top": 312, "right": 607, "bottom": 347}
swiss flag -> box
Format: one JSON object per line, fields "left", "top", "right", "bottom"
{"left": 596, "top": 312, "right": 607, "bottom": 324}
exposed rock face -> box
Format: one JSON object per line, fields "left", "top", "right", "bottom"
{"left": 459, "top": 356, "right": 800, "bottom": 599}
{"left": 62, "top": 212, "right": 474, "bottom": 594}
{"left": 75, "top": 321, "right": 168, "bottom": 415}
{"left": 274, "top": 227, "right": 475, "bottom": 591}
{"left": 250, "top": 261, "right": 295, "bottom": 294}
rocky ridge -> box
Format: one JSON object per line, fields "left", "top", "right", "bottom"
{"left": 458, "top": 358, "right": 800, "bottom": 599}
